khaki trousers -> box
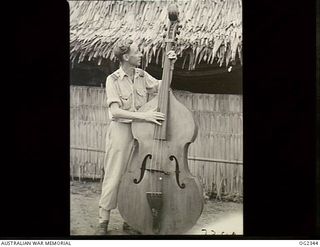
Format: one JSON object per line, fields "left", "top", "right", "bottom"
{"left": 98, "top": 121, "right": 134, "bottom": 211}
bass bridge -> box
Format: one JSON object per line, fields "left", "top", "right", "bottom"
{"left": 145, "top": 168, "right": 170, "bottom": 175}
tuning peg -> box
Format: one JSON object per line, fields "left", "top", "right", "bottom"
{"left": 164, "top": 27, "right": 168, "bottom": 31}
{"left": 175, "top": 37, "right": 178, "bottom": 41}
{"left": 163, "top": 34, "right": 167, "bottom": 38}
{"left": 176, "top": 30, "right": 180, "bottom": 35}
{"left": 178, "top": 24, "right": 183, "bottom": 29}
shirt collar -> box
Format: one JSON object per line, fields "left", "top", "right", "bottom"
{"left": 118, "top": 66, "right": 140, "bottom": 80}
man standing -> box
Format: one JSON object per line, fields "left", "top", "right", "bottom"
{"left": 97, "top": 38, "right": 177, "bottom": 235}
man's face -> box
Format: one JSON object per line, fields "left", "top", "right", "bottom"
{"left": 123, "top": 43, "right": 142, "bottom": 66}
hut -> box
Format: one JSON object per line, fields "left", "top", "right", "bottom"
{"left": 69, "top": 0, "right": 243, "bottom": 200}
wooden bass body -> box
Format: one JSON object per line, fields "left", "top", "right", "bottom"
{"left": 117, "top": 91, "right": 204, "bottom": 234}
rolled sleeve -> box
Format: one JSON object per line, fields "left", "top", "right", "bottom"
{"left": 144, "top": 71, "right": 161, "bottom": 93}
{"left": 106, "top": 76, "right": 122, "bottom": 108}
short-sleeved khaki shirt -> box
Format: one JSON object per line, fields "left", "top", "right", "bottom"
{"left": 106, "top": 66, "right": 161, "bottom": 123}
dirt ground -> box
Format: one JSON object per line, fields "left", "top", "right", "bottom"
{"left": 70, "top": 181, "right": 243, "bottom": 235}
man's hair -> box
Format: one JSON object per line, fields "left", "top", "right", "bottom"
{"left": 113, "top": 38, "right": 134, "bottom": 62}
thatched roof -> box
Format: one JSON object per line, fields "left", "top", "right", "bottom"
{"left": 69, "top": 0, "right": 242, "bottom": 70}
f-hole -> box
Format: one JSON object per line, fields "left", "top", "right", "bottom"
{"left": 133, "top": 154, "right": 152, "bottom": 184}
{"left": 169, "top": 155, "right": 186, "bottom": 189}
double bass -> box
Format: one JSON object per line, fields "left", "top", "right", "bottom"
{"left": 117, "top": 4, "right": 204, "bottom": 235}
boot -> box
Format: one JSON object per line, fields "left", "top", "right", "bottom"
{"left": 96, "top": 220, "right": 109, "bottom": 235}
{"left": 122, "top": 222, "right": 142, "bottom": 235}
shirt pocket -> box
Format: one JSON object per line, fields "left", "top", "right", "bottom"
{"left": 135, "top": 88, "right": 148, "bottom": 110}
{"left": 119, "top": 90, "right": 133, "bottom": 110}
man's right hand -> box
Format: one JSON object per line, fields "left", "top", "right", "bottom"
{"left": 140, "top": 107, "right": 165, "bottom": 125}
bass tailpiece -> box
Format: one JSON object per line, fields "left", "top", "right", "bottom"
{"left": 146, "top": 192, "right": 163, "bottom": 234}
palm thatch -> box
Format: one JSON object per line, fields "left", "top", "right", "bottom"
{"left": 69, "top": 0, "right": 242, "bottom": 70}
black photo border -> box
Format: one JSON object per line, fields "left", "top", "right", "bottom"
{"left": 4, "top": 0, "right": 319, "bottom": 239}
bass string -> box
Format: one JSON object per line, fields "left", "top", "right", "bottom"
{"left": 157, "top": 74, "right": 169, "bottom": 192}
{"left": 150, "top": 95, "right": 163, "bottom": 193}
{"left": 155, "top": 135, "right": 162, "bottom": 192}
{"left": 158, "top": 85, "right": 169, "bottom": 192}
{"left": 150, "top": 131, "right": 156, "bottom": 192}
{"left": 153, "top": 130, "right": 160, "bottom": 192}
{"left": 159, "top": 139, "right": 164, "bottom": 192}
{"left": 154, "top": 81, "right": 167, "bottom": 192}
{"left": 150, "top": 109, "right": 162, "bottom": 192}
{"left": 158, "top": 89, "right": 167, "bottom": 192}
{"left": 152, "top": 124, "right": 163, "bottom": 192}
{"left": 156, "top": 99, "right": 165, "bottom": 192}
{"left": 157, "top": 60, "right": 171, "bottom": 192}
{"left": 152, "top": 78, "right": 166, "bottom": 192}
{"left": 151, "top": 54, "right": 170, "bottom": 192}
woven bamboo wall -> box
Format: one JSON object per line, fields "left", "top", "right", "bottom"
{"left": 70, "top": 86, "right": 243, "bottom": 199}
